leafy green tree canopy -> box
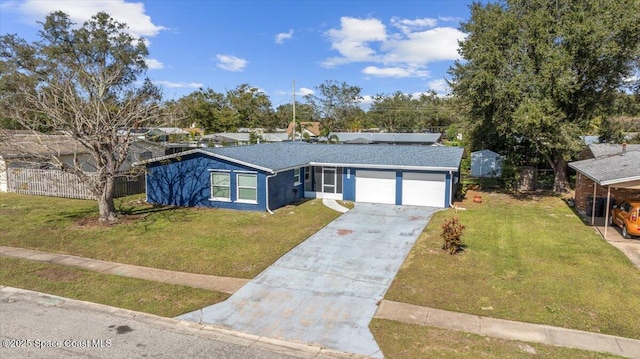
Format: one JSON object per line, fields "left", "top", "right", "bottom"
{"left": 450, "top": 0, "right": 640, "bottom": 192}
{"left": 303, "top": 80, "right": 363, "bottom": 134}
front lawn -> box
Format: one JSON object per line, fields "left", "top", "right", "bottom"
{"left": 0, "top": 257, "right": 227, "bottom": 317}
{"left": 385, "top": 191, "right": 640, "bottom": 340}
{"left": 371, "top": 319, "right": 620, "bottom": 359}
{"left": 0, "top": 193, "right": 343, "bottom": 278}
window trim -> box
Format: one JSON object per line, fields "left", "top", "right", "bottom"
{"left": 210, "top": 172, "right": 231, "bottom": 202}
{"left": 236, "top": 173, "right": 258, "bottom": 204}
{"left": 294, "top": 168, "right": 301, "bottom": 185}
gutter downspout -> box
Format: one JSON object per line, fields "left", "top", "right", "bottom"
{"left": 449, "top": 170, "right": 455, "bottom": 208}
{"left": 265, "top": 172, "right": 277, "bottom": 214}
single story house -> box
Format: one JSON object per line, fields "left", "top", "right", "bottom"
{"left": 287, "top": 121, "right": 322, "bottom": 140}
{"left": 569, "top": 148, "right": 640, "bottom": 236}
{"left": 327, "top": 132, "right": 442, "bottom": 145}
{"left": 139, "top": 142, "right": 463, "bottom": 212}
{"left": 470, "top": 149, "right": 503, "bottom": 178}
{"left": 0, "top": 130, "right": 90, "bottom": 192}
{"left": 580, "top": 143, "right": 640, "bottom": 160}
{"left": 201, "top": 132, "right": 291, "bottom": 146}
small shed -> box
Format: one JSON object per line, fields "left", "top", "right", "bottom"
{"left": 471, "top": 149, "right": 503, "bottom": 178}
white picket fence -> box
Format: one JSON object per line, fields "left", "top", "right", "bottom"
{"left": 7, "top": 168, "right": 144, "bottom": 200}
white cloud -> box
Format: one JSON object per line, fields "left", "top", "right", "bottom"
{"left": 323, "top": 16, "right": 465, "bottom": 79}
{"left": 322, "top": 17, "right": 387, "bottom": 67}
{"left": 391, "top": 17, "right": 437, "bottom": 35}
{"left": 145, "top": 58, "right": 164, "bottom": 70}
{"left": 382, "top": 27, "right": 463, "bottom": 65}
{"left": 216, "top": 54, "right": 248, "bottom": 72}
{"left": 362, "top": 66, "right": 429, "bottom": 78}
{"left": 427, "top": 79, "right": 450, "bottom": 94}
{"left": 275, "top": 29, "right": 293, "bottom": 44}
{"left": 154, "top": 80, "right": 203, "bottom": 89}
{"left": 14, "top": 0, "right": 166, "bottom": 39}
{"left": 359, "top": 95, "right": 374, "bottom": 107}
{"left": 298, "top": 87, "right": 314, "bottom": 96}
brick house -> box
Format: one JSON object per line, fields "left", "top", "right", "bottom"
{"left": 569, "top": 144, "right": 640, "bottom": 220}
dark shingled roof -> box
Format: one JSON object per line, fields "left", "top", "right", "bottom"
{"left": 139, "top": 142, "right": 464, "bottom": 173}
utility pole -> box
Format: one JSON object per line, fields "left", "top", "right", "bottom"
{"left": 292, "top": 80, "right": 296, "bottom": 141}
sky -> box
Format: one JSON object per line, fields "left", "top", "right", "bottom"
{"left": 0, "top": 0, "right": 473, "bottom": 109}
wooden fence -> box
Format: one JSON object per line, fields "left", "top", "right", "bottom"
{"left": 7, "top": 168, "right": 145, "bottom": 200}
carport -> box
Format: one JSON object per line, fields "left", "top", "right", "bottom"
{"left": 569, "top": 151, "right": 640, "bottom": 237}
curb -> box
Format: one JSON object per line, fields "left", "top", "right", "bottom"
{"left": 0, "top": 287, "right": 370, "bottom": 359}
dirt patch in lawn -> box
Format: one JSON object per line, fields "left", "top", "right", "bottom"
{"left": 35, "top": 267, "right": 83, "bottom": 282}
{"left": 73, "top": 214, "right": 144, "bottom": 228}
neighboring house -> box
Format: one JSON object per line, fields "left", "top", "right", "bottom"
{"left": 569, "top": 146, "right": 640, "bottom": 218}
{"left": 580, "top": 143, "right": 640, "bottom": 160}
{"left": 0, "top": 131, "right": 90, "bottom": 191}
{"left": 470, "top": 149, "right": 503, "bottom": 178}
{"left": 139, "top": 142, "right": 463, "bottom": 212}
{"left": 327, "top": 132, "right": 442, "bottom": 145}
{"left": 202, "top": 132, "right": 291, "bottom": 146}
{"left": 123, "top": 140, "right": 166, "bottom": 170}
{"left": 286, "top": 121, "right": 322, "bottom": 140}
{"left": 0, "top": 130, "right": 157, "bottom": 195}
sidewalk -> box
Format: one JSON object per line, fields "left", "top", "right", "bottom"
{"left": 0, "top": 246, "right": 249, "bottom": 294}
{"left": 2, "top": 246, "right": 640, "bottom": 359}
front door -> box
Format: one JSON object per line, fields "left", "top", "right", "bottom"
{"left": 321, "top": 167, "right": 342, "bottom": 199}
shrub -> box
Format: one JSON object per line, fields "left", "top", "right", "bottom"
{"left": 441, "top": 217, "right": 466, "bottom": 255}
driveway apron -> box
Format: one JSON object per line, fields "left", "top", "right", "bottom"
{"left": 177, "top": 203, "right": 437, "bottom": 358}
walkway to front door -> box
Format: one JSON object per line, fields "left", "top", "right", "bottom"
{"left": 177, "top": 203, "right": 437, "bottom": 358}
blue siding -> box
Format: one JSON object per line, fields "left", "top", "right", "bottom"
{"left": 268, "top": 168, "right": 304, "bottom": 210}
{"left": 395, "top": 171, "right": 403, "bottom": 205}
{"left": 342, "top": 168, "right": 355, "bottom": 201}
{"left": 145, "top": 152, "right": 268, "bottom": 211}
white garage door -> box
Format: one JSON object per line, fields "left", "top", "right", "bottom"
{"left": 356, "top": 170, "right": 396, "bottom": 204}
{"left": 402, "top": 172, "right": 446, "bottom": 207}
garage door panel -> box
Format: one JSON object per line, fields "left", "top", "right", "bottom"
{"left": 356, "top": 170, "right": 396, "bottom": 204}
{"left": 402, "top": 172, "right": 446, "bottom": 207}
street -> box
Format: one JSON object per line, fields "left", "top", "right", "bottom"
{"left": 0, "top": 287, "right": 348, "bottom": 359}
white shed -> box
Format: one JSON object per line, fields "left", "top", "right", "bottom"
{"left": 471, "top": 149, "right": 503, "bottom": 178}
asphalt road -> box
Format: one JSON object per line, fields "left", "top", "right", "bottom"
{"left": 0, "top": 287, "right": 347, "bottom": 359}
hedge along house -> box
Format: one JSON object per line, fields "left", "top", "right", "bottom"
{"left": 138, "top": 143, "right": 463, "bottom": 212}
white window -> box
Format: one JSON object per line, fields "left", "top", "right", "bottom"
{"left": 211, "top": 172, "right": 230, "bottom": 201}
{"left": 237, "top": 173, "right": 257, "bottom": 203}
{"left": 294, "top": 168, "right": 301, "bottom": 185}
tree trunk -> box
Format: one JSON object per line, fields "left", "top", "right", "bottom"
{"left": 97, "top": 176, "right": 117, "bottom": 222}
{"left": 551, "top": 152, "right": 570, "bottom": 193}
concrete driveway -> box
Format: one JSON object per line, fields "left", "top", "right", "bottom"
{"left": 177, "top": 203, "right": 437, "bottom": 358}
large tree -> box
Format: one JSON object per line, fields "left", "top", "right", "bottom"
{"left": 450, "top": 0, "right": 640, "bottom": 192}
{"left": 226, "top": 83, "right": 274, "bottom": 130}
{"left": 304, "top": 80, "right": 363, "bottom": 134}
{"left": 0, "top": 11, "right": 173, "bottom": 221}
{"left": 167, "top": 88, "right": 239, "bottom": 133}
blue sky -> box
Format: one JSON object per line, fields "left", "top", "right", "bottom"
{"left": 0, "top": 0, "right": 472, "bottom": 108}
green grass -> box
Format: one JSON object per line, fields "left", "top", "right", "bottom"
{"left": 0, "top": 193, "right": 343, "bottom": 278}
{"left": 0, "top": 257, "right": 228, "bottom": 317}
{"left": 370, "top": 319, "right": 622, "bottom": 359}
{"left": 386, "top": 191, "right": 640, "bottom": 340}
